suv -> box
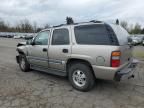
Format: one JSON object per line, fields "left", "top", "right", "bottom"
{"left": 16, "top": 21, "right": 137, "bottom": 91}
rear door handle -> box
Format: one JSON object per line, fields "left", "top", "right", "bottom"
{"left": 43, "top": 48, "right": 47, "bottom": 52}
{"left": 62, "top": 49, "right": 68, "bottom": 53}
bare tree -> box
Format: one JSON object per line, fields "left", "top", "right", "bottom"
{"left": 33, "top": 21, "right": 37, "bottom": 33}
{"left": 44, "top": 24, "right": 50, "bottom": 29}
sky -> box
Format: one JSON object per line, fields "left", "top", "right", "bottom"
{"left": 0, "top": 0, "right": 144, "bottom": 27}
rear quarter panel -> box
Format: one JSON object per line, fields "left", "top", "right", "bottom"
{"left": 71, "top": 45, "right": 120, "bottom": 67}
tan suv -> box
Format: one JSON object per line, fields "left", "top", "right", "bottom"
{"left": 16, "top": 21, "right": 137, "bottom": 91}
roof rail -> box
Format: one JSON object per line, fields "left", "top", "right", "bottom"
{"left": 52, "top": 20, "right": 102, "bottom": 28}
{"left": 53, "top": 24, "right": 66, "bottom": 27}
{"left": 89, "top": 20, "right": 102, "bottom": 23}
{"left": 53, "top": 23, "right": 78, "bottom": 27}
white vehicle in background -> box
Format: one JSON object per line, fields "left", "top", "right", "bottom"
{"left": 131, "top": 37, "right": 140, "bottom": 45}
{"left": 20, "top": 35, "right": 26, "bottom": 39}
{"left": 13, "top": 35, "right": 21, "bottom": 39}
{"left": 25, "top": 35, "right": 34, "bottom": 40}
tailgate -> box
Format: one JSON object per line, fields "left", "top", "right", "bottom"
{"left": 109, "top": 24, "right": 133, "bottom": 67}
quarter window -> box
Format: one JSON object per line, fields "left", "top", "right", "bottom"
{"left": 74, "top": 24, "right": 116, "bottom": 45}
{"left": 52, "top": 29, "right": 69, "bottom": 45}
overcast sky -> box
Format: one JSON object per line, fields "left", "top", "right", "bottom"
{"left": 0, "top": 0, "right": 144, "bottom": 27}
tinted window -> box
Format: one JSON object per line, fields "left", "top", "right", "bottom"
{"left": 105, "top": 24, "right": 119, "bottom": 45}
{"left": 74, "top": 24, "right": 114, "bottom": 45}
{"left": 52, "top": 29, "right": 69, "bottom": 45}
{"left": 34, "top": 31, "right": 50, "bottom": 45}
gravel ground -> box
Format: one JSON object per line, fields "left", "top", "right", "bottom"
{"left": 0, "top": 38, "right": 144, "bottom": 108}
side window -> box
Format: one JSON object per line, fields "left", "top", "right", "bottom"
{"left": 52, "top": 28, "right": 69, "bottom": 45}
{"left": 34, "top": 31, "right": 50, "bottom": 45}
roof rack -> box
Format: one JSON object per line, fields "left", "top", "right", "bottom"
{"left": 53, "top": 23, "right": 78, "bottom": 27}
{"left": 52, "top": 20, "right": 102, "bottom": 28}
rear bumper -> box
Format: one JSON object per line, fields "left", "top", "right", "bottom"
{"left": 114, "top": 59, "right": 138, "bottom": 81}
{"left": 92, "top": 59, "right": 138, "bottom": 81}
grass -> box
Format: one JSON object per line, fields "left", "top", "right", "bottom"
{"left": 133, "top": 50, "right": 144, "bottom": 59}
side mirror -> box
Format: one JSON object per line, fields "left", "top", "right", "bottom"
{"left": 26, "top": 39, "right": 35, "bottom": 45}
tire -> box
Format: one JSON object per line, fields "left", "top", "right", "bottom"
{"left": 68, "top": 62, "right": 95, "bottom": 92}
{"left": 19, "top": 54, "right": 30, "bottom": 72}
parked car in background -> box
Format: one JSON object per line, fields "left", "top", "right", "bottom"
{"left": 20, "top": 35, "right": 26, "bottom": 39}
{"left": 7, "top": 35, "right": 14, "bottom": 38}
{"left": 16, "top": 21, "right": 137, "bottom": 91}
{"left": 131, "top": 35, "right": 144, "bottom": 46}
{"left": 25, "top": 35, "right": 34, "bottom": 40}
{"left": 14, "top": 35, "right": 21, "bottom": 39}
{"left": 0, "top": 35, "right": 6, "bottom": 38}
{"left": 131, "top": 37, "right": 141, "bottom": 45}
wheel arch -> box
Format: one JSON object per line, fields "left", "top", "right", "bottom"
{"left": 66, "top": 58, "right": 95, "bottom": 77}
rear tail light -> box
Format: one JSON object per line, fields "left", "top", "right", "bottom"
{"left": 111, "top": 51, "right": 121, "bottom": 67}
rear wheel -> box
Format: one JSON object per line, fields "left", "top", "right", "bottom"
{"left": 19, "top": 54, "right": 30, "bottom": 72}
{"left": 68, "top": 62, "right": 95, "bottom": 92}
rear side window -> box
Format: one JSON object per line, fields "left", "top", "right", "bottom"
{"left": 52, "top": 28, "right": 69, "bottom": 45}
{"left": 74, "top": 24, "right": 118, "bottom": 45}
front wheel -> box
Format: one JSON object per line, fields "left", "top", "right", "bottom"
{"left": 19, "top": 55, "right": 30, "bottom": 72}
{"left": 68, "top": 63, "right": 95, "bottom": 92}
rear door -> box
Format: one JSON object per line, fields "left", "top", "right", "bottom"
{"left": 110, "top": 24, "right": 132, "bottom": 65}
{"left": 48, "top": 27, "right": 71, "bottom": 71}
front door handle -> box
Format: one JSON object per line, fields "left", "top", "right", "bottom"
{"left": 43, "top": 48, "right": 47, "bottom": 52}
{"left": 62, "top": 49, "right": 68, "bottom": 53}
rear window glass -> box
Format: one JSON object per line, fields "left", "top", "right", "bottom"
{"left": 74, "top": 24, "right": 118, "bottom": 45}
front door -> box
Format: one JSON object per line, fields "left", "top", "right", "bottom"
{"left": 27, "top": 30, "right": 50, "bottom": 68}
